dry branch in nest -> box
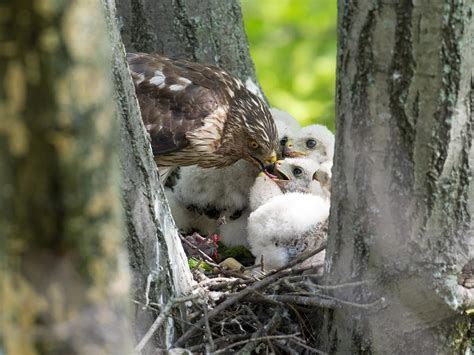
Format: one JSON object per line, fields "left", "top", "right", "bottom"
{"left": 135, "top": 242, "right": 384, "bottom": 353}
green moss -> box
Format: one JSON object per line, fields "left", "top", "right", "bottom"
{"left": 218, "top": 242, "right": 255, "bottom": 266}
{"left": 449, "top": 313, "right": 473, "bottom": 354}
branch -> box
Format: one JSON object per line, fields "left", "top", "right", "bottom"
{"left": 135, "top": 294, "right": 198, "bottom": 351}
{"left": 173, "top": 262, "right": 308, "bottom": 347}
{"left": 212, "top": 334, "right": 301, "bottom": 354}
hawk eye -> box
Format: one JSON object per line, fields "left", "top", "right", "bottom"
{"left": 293, "top": 167, "right": 303, "bottom": 177}
{"left": 280, "top": 137, "right": 288, "bottom": 146}
{"left": 306, "top": 139, "right": 317, "bottom": 149}
{"left": 248, "top": 140, "right": 260, "bottom": 150}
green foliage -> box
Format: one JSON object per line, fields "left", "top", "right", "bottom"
{"left": 242, "top": 0, "right": 337, "bottom": 131}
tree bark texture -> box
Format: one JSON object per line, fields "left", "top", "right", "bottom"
{"left": 111, "top": 0, "right": 266, "bottom": 350}
{"left": 0, "top": 0, "right": 134, "bottom": 353}
{"left": 323, "top": 1, "right": 473, "bottom": 353}
{"left": 115, "top": 0, "right": 264, "bottom": 98}
{"left": 103, "top": 0, "right": 195, "bottom": 351}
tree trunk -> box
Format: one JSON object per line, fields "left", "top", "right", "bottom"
{"left": 323, "top": 1, "right": 473, "bottom": 353}
{"left": 115, "top": 0, "right": 264, "bottom": 97}
{"left": 112, "top": 0, "right": 265, "bottom": 350}
{"left": 0, "top": 0, "right": 134, "bottom": 353}
{"left": 103, "top": 0, "right": 194, "bottom": 351}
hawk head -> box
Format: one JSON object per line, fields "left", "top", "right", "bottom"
{"left": 128, "top": 53, "right": 278, "bottom": 173}
{"left": 218, "top": 86, "right": 278, "bottom": 170}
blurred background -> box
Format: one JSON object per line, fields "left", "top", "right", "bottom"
{"left": 241, "top": 0, "right": 337, "bottom": 131}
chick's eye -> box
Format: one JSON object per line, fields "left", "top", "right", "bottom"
{"left": 306, "top": 139, "right": 317, "bottom": 149}
{"left": 248, "top": 140, "right": 260, "bottom": 150}
{"left": 280, "top": 137, "right": 288, "bottom": 146}
{"left": 293, "top": 167, "right": 303, "bottom": 176}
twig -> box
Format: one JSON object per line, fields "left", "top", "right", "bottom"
{"left": 186, "top": 334, "right": 250, "bottom": 352}
{"left": 173, "top": 264, "right": 303, "bottom": 347}
{"left": 212, "top": 333, "right": 300, "bottom": 354}
{"left": 269, "top": 294, "right": 384, "bottom": 310}
{"left": 314, "top": 280, "right": 370, "bottom": 290}
{"left": 316, "top": 293, "right": 385, "bottom": 310}
{"left": 135, "top": 294, "right": 198, "bottom": 351}
{"left": 202, "top": 303, "right": 214, "bottom": 351}
{"left": 239, "top": 308, "right": 283, "bottom": 353}
{"left": 288, "top": 337, "right": 327, "bottom": 354}
{"left": 197, "top": 277, "right": 238, "bottom": 287}
{"left": 268, "top": 295, "right": 338, "bottom": 309}
{"left": 273, "top": 340, "right": 300, "bottom": 355}
{"left": 268, "top": 242, "right": 326, "bottom": 276}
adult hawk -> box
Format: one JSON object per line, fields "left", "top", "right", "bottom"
{"left": 127, "top": 53, "right": 278, "bottom": 180}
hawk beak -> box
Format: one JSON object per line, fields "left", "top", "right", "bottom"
{"left": 283, "top": 140, "right": 306, "bottom": 158}
{"left": 264, "top": 153, "right": 277, "bottom": 165}
{"left": 250, "top": 151, "right": 277, "bottom": 171}
{"left": 250, "top": 152, "right": 278, "bottom": 179}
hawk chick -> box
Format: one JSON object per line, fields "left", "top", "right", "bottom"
{"left": 283, "top": 124, "right": 335, "bottom": 168}
{"left": 247, "top": 193, "right": 329, "bottom": 271}
{"left": 249, "top": 157, "right": 326, "bottom": 211}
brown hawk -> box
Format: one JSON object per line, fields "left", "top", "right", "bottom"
{"left": 127, "top": 53, "right": 278, "bottom": 180}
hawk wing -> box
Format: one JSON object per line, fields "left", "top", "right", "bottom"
{"left": 127, "top": 53, "right": 230, "bottom": 155}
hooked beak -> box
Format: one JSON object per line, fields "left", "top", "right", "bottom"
{"left": 250, "top": 151, "right": 277, "bottom": 178}
{"left": 283, "top": 140, "right": 306, "bottom": 158}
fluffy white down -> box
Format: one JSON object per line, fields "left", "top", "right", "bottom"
{"left": 294, "top": 124, "right": 335, "bottom": 165}
{"left": 174, "top": 160, "right": 258, "bottom": 215}
{"left": 248, "top": 193, "right": 329, "bottom": 270}
{"left": 270, "top": 108, "right": 300, "bottom": 139}
{"left": 249, "top": 174, "right": 283, "bottom": 211}
{"left": 165, "top": 188, "right": 218, "bottom": 234}
{"left": 218, "top": 210, "right": 251, "bottom": 247}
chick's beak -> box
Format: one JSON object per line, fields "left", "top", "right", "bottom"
{"left": 272, "top": 160, "right": 290, "bottom": 185}
{"left": 283, "top": 140, "right": 306, "bottom": 158}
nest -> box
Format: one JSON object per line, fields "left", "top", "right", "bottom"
{"left": 179, "top": 246, "right": 329, "bottom": 354}
{"left": 134, "top": 237, "right": 380, "bottom": 354}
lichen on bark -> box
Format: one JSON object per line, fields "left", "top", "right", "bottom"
{"left": 0, "top": 0, "right": 133, "bottom": 353}
{"left": 323, "top": 0, "right": 473, "bottom": 353}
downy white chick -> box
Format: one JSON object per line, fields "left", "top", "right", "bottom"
{"left": 283, "top": 124, "right": 335, "bottom": 168}
{"left": 249, "top": 157, "right": 325, "bottom": 211}
{"left": 166, "top": 109, "right": 300, "bottom": 237}
{"left": 312, "top": 164, "right": 331, "bottom": 199}
{"left": 166, "top": 160, "right": 257, "bottom": 234}
{"left": 247, "top": 193, "right": 329, "bottom": 271}
{"left": 218, "top": 210, "right": 251, "bottom": 247}
{"left": 270, "top": 108, "right": 301, "bottom": 160}
{"left": 165, "top": 188, "right": 218, "bottom": 235}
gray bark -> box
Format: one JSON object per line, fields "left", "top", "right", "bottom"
{"left": 0, "top": 0, "right": 134, "bottom": 353}
{"left": 323, "top": 1, "right": 473, "bottom": 353}
{"left": 115, "top": 0, "right": 265, "bottom": 97}
{"left": 111, "top": 0, "right": 266, "bottom": 351}
{"left": 103, "top": 0, "right": 194, "bottom": 352}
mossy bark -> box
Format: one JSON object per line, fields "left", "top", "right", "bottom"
{"left": 110, "top": 0, "right": 264, "bottom": 351}
{"left": 323, "top": 1, "right": 473, "bottom": 353}
{"left": 115, "top": 0, "right": 264, "bottom": 96}
{"left": 0, "top": 0, "right": 133, "bottom": 353}
{"left": 103, "top": 0, "right": 194, "bottom": 351}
